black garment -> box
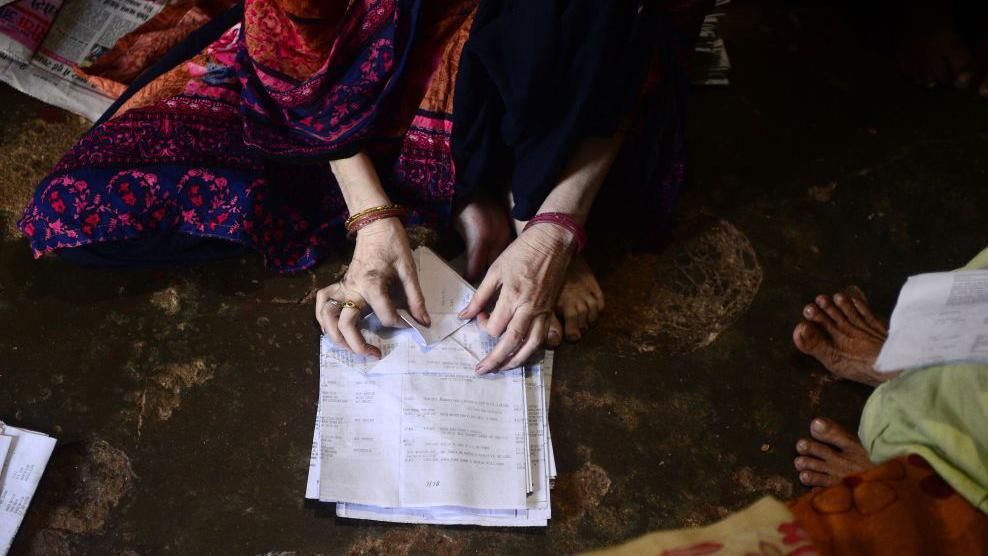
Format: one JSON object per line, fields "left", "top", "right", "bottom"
{"left": 451, "top": 0, "right": 663, "bottom": 220}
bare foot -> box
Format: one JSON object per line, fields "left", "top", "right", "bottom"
{"left": 794, "top": 418, "right": 875, "bottom": 487}
{"left": 792, "top": 286, "right": 898, "bottom": 387}
{"left": 453, "top": 196, "right": 513, "bottom": 282}
{"left": 896, "top": 3, "right": 976, "bottom": 88}
{"left": 546, "top": 255, "right": 605, "bottom": 348}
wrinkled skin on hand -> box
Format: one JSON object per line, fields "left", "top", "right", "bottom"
{"left": 315, "top": 218, "right": 430, "bottom": 358}
{"left": 459, "top": 224, "right": 577, "bottom": 373}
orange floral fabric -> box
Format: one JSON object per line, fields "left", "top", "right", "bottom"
{"left": 789, "top": 455, "right": 988, "bottom": 555}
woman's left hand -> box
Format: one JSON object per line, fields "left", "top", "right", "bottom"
{"left": 458, "top": 224, "right": 577, "bottom": 373}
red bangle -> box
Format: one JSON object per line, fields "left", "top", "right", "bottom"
{"left": 346, "top": 208, "right": 407, "bottom": 239}
{"left": 522, "top": 212, "right": 587, "bottom": 253}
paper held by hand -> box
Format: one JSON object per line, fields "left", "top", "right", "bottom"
{"left": 308, "top": 247, "right": 556, "bottom": 526}
{"left": 396, "top": 247, "right": 476, "bottom": 346}
{"left": 875, "top": 270, "right": 988, "bottom": 371}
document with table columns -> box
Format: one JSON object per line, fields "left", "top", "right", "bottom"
{"left": 876, "top": 270, "right": 988, "bottom": 371}
{"left": 305, "top": 247, "right": 555, "bottom": 525}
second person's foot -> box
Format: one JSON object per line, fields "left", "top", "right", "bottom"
{"left": 792, "top": 286, "right": 897, "bottom": 387}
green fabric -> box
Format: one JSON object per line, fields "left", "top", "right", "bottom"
{"left": 858, "top": 245, "right": 988, "bottom": 513}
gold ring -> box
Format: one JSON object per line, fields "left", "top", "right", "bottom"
{"left": 342, "top": 300, "right": 361, "bottom": 310}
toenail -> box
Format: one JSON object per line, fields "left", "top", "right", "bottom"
{"left": 834, "top": 293, "right": 845, "bottom": 303}
{"left": 795, "top": 458, "right": 805, "bottom": 470}
{"left": 800, "top": 472, "right": 810, "bottom": 482}
{"left": 797, "top": 440, "right": 808, "bottom": 452}
{"left": 804, "top": 306, "right": 814, "bottom": 317}
{"left": 812, "top": 419, "right": 828, "bottom": 433}
{"left": 816, "top": 296, "right": 828, "bottom": 306}
{"left": 548, "top": 330, "right": 559, "bottom": 340}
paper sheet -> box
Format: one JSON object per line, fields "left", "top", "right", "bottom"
{"left": 0, "top": 0, "right": 165, "bottom": 120}
{"left": 306, "top": 247, "right": 556, "bottom": 524}
{"left": 876, "top": 270, "right": 988, "bottom": 371}
{"left": 0, "top": 423, "right": 56, "bottom": 556}
{"left": 334, "top": 358, "right": 554, "bottom": 526}
{"left": 397, "top": 247, "right": 475, "bottom": 346}
{"left": 315, "top": 328, "right": 530, "bottom": 509}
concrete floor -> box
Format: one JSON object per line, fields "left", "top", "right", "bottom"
{"left": 2, "top": 1, "right": 988, "bottom": 554}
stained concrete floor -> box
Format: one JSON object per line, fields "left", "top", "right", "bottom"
{"left": 2, "top": 1, "right": 988, "bottom": 554}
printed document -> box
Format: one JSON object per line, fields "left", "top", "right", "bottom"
{"left": 0, "top": 423, "right": 56, "bottom": 556}
{"left": 876, "top": 270, "right": 988, "bottom": 371}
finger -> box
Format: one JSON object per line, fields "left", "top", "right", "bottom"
{"left": 502, "top": 316, "right": 547, "bottom": 370}
{"left": 363, "top": 280, "right": 402, "bottom": 328}
{"left": 481, "top": 293, "right": 514, "bottom": 338}
{"left": 476, "top": 312, "right": 532, "bottom": 374}
{"left": 396, "top": 257, "right": 431, "bottom": 326}
{"left": 459, "top": 269, "right": 500, "bottom": 319}
{"left": 339, "top": 304, "right": 380, "bottom": 358}
{"left": 315, "top": 288, "right": 329, "bottom": 325}
{"left": 320, "top": 302, "right": 350, "bottom": 349}
{"left": 546, "top": 313, "right": 563, "bottom": 349}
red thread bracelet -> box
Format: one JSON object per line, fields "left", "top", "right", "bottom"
{"left": 522, "top": 212, "right": 587, "bottom": 253}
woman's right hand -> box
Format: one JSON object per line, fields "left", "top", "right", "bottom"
{"left": 315, "top": 217, "right": 430, "bottom": 358}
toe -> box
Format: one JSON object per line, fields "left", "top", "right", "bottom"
{"left": 574, "top": 300, "right": 589, "bottom": 332}
{"left": 803, "top": 302, "right": 835, "bottom": 331}
{"left": 796, "top": 437, "right": 837, "bottom": 460}
{"left": 810, "top": 418, "right": 862, "bottom": 452}
{"left": 833, "top": 291, "right": 868, "bottom": 330}
{"left": 563, "top": 307, "right": 583, "bottom": 342}
{"left": 816, "top": 294, "right": 852, "bottom": 332}
{"left": 799, "top": 470, "right": 837, "bottom": 488}
{"left": 848, "top": 295, "right": 887, "bottom": 335}
{"left": 546, "top": 314, "right": 563, "bottom": 349}
{"left": 586, "top": 298, "right": 601, "bottom": 325}
{"left": 793, "top": 321, "right": 827, "bottom": 355}
{"left": 794, "top": 456, "right": 833, "bottom": 474}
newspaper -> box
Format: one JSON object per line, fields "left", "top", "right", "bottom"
{"left": 0, "top": 0, "right": 64, "bottom": 63}
{"left": 0, "top": 0, "right": 165, "bottom": 120}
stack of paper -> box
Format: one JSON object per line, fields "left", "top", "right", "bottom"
{"left": 305, "top": 247, "right": 556, "bottom": 526}
{"left": 876, "top": 270, "right": 988, "bottom": 371}
{"left": 0, "top": 423, "right": 56, "bottom": 556}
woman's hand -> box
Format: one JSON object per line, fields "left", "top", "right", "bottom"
{"left": 315, "top": 218, "right": 430, "bottom": 358}
{"left": 458, "top": 224, "right": 577, "bottom": 373}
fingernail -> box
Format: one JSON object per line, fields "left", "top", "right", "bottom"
{"left": 812, "top": 419, "right": 827, "bottom": 433}
{"left": 475, "top": 363, "right": 488, "bottom": 374}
